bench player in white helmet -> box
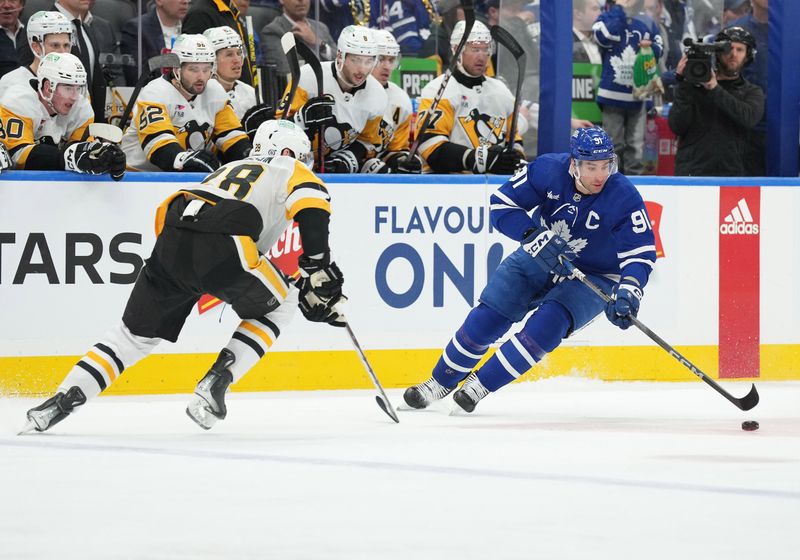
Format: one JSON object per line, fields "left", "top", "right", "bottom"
{"left": 0, "top": 11, "right": 73, "bottom": 99}
{"left": 360, "top": 28, "right": 422, "bottom": 174}
{"left": 277, "top": 24, "right": 387, "bottom": 174}
{"left": 0, "top": 52, "right": 125, "bottom": 178}
{"left": 22, "top": 118, "right": 348, "bottom": 434}
{"left": 120, "top": 33, "right": 252, "bottom": 173}
{"left": 415, "top": 20, "right": 526, "bottom": 174}
{"left": 203, "top": 26, "right": 274, "bottom": 140}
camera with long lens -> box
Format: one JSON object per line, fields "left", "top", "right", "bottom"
{"left": 682, "top": 38, "right": 731, "bottom": 84}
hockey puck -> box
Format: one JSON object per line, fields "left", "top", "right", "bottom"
{"left": 741, "top": 420, "right": 759, "bottom": 431}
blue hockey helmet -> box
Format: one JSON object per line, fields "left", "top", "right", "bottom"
{"left": 570, "top": 127, "right": 615, "bottom": 161}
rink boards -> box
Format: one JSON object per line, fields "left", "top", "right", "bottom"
{"left": 0, "top": 172, "right": 798, "bottom": 395}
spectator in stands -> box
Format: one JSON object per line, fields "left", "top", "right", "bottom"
{"left": 731, "top": 0, "right": 767, "bottom": 175}
{"left": 182, "top": 0, "right": 255, "bottom": 85}
{"left": 317, "top": 0, "right": 371, "bottom": 43}
{"left": 668, "top": 26, "right": 764, "bottom": 176}
{"left": 0, "top": 0, "right": 25, "bottom": 76}
{"left": 0, "top": 11, "right": 72, "bottom": 99}
{"left": 371, "top": 0, "right": 434, "bottom": 57}
{"left": 121, "top": 0, "right": 189, "bottom": 86}
{"left": 723, "top": 0, "right": 751, "bottom": 26}
{"left": 573, "top": 0, "right": 602, "bottom": 64}
{"left": 260, "top": 0, "right": 336, "bottom": 75}
{"left": 418, "top": 0, "right": 463, "bottom": 69}
{"left": 593, "top": 0, "right": 663, "bottom": 175}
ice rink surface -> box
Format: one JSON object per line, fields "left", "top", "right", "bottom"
{"left": 2, "top": 378, "right": 798, "bottom": 560}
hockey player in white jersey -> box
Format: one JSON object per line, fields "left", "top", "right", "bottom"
{"left": 277, "top": 24, "right": 387, "bottom": 174}
{"left": 360, "top": 28, "right": 422, "bottom": 174}
{"left": 415, "top": 20, "right": 526, "bottom": 174}
{"left": 120, "top": 33, "right": 252, "bottom": 173}
{"left": 203, "top": 26, "right": 274, "bottom": 140}
{"left": 0, "top": 11, "right": 73, "bottom": 99}
{"left": 21, "top": 119, "right": 347, "bottom": 434}
{"left": 0, "top": 52, "right": 126, "bottom": 178}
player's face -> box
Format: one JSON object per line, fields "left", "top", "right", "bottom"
{"left": 41, "top": 33, "right": 73, "bottom": 56}
{"left": 574, "top": 159, "right": 613, "bottom": 194}
{"left": 180, "top": 63, "right": 212, "bottom": 95}
{"left": 371, "top": 54, "right": 397, "bottom": 86}
{"left": 216, "top": 46, "right": 243, "bottom": 82}
{"left": 341, "top": 53, "right": 376, "bottom": 87}
{"left": 460, "top": 42, "right": 490, "bottom": 76}
{"left": 718, "top": 41, "right": 747, "bottom": 76}
{"left": 50, "top": 83, "right": 86, "bottom": 115}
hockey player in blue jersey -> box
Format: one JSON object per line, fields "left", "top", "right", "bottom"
{"left": 403, "top": 127, "right": 657, "bottom": 413}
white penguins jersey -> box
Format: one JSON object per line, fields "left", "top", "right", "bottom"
{"left": 416, "top": 73, "right": 517, "bottom": 161}
{"left": 375, "top": 81, "right": 413, "bottom": 156}
{"left": 0, "top": 82, "right": 94, "bottom": 168}
{"left": 213, "top": 78, "right": 257, "bottom": 119}
{"left": 0, "top": 65, "right": 37, "bottom": 100}
{"left": 278, "top": 61, "right": 387, "bottom": 156}
{"left": 121, "top": 76, "right": 248, "bottom": 171}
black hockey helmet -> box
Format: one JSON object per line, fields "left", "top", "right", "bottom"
{"left": 716, "top": 26, "right": 757, "bottom": 66}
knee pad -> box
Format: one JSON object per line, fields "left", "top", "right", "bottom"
{"left": 231, "top": 280, "right": 283, "bottom": 319}
{"left": 518, "top": 301, "right": 571, "bottom": 356}
{"left": 461, "top": 303, "right": 513, "bottom": 349}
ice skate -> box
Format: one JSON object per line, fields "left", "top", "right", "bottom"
{"left": 402, "top": 376, "right": 454, "bottom": 410}
{"left": 452, "top": 373, "right": 490, "bottom": 414}
{"left": 20, "top": 386, "right": 87, "bottom": 434}
{"left": 186, "top": 349, "right": 235, "bottom": 430}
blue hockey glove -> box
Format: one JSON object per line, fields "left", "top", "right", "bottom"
{"left": 605, "top": 280, "right": 643, "bottom": 330}
{"left": 601, "top": 4, "right": 628, "bottom": 37}
{"left": 521, "top": 226, "right": 576, "bottom": 277}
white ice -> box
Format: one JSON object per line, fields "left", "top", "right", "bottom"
{"left": 2, "top": 379, "right": 798, "bottom": 560}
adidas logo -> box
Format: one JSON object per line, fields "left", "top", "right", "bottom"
{"left": 720, "top": 198, "right": 759, "bottom": 235}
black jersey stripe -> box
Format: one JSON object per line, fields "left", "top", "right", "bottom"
{"left": 232, "top": 331, "right": 266, "bottom": 358}
{"left": 77, "top": 360, "right": 107, "bottom": 391}
{"left": 253, "top": 317, "right": 280, "bottom": 340}
{"left": 94, "top": 343, "right": 124, "bottom": 374}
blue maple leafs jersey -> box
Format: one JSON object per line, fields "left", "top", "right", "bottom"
{"left": 490, "top": 153, "right": 656, "bottom": 289}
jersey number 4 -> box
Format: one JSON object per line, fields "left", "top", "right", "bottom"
{"left": 202, "top": 163, "right": 265, "bottom": 200}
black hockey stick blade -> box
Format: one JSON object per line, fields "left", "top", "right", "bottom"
{"left": 489, "top": 25, "right": 526, "bottom": 147}
{"left": 279, "top": 32, "right": 301, "bottom": 120}
{"left": 408, "top": 0, "right": 475, "bottom": 161}
{"left": 293, "top": 40, "right": 326, "bottom": 172}
{"left": 148, "top": 52, "right": 180, "bottom": 73}
{"left": 119, "top": 53, "right": 181, "bottom": 131}
{"left": 563, "top": 260, "right": 760, "bottom": 411}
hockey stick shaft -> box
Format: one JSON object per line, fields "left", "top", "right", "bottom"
{"left": 119, "top": 53, "right": 180, "bottom": 131}
{"left": 564, "top": 261, "right": 759, "bottom": 411}
{"left": 344, "top": 322, "right": 400, "bottom": 423}
{"left": 279, "top": 33, "right": 301, "bottom": 121}
{"left": 489, "top": 25, "right": 526, "bottom": 148}
{"left": 245, "top": 16, "right": 262, "bottom": 105}
{"left": 294, "top": 41, "right": 325, "bottom": 173}
{"left": 408, "top": 0, "right": 475, "bottom": 162}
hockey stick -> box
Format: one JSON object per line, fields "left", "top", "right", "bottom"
{"left": 279, "top": 32, "right": 301, "bottom": 121}
{"left": 343, "top": 320, "right": 400, "bottom": 423}
{"left": 294, "top": 40, "right": 326, "bottom": 173}
{"left": 245, "top": 15, "right": 263, "bottom": 105}
{"left": 563, "top": 260, "right": 760, "bottom": 411}
{"left": 407, "top": 0, "right": 475, "bottom": 164}
{"left": 118, "top": 53, "right": 181, "bottom": 131}
{"left": 489, "top": 24, "right": 526, "bottom": 150}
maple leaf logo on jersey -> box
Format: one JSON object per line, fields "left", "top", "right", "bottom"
{"left": 550, "top": 219, "right": 588, "bottom": 256}
{"left": 610, "top": 45, "right": 637, "bottom": 88}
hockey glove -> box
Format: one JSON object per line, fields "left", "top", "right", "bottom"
{"left": 323, "top": 149, "right": 359, "bottom": 174}
{"left": 298, "top": 289, "right": 347, "bottom": 327}
{"left": 601, "top": 5, "right": 628, "bottom": 37}
{"left": 465, "top": 145, "right": 525, "bottom": 175}
{"left": 384, "top": 151, "right": 423, "bottom": 174}
{"left": 297, "top": 251, "right": 344, "bottom": 304}
{"left": 605, "top": 279, "right": 642, "bottom": 330}
{"left": 294, "top": 94, "right": 335, "bottom": 129}
{"left": 360, "top": 157, "right": 391, "bottom": 174}
{"left": 242, "top": 103, "right": 275, "bottom": 140}
{"left": 521, "top": 226, "right": 577, "bottom": 277}
{"left": 63, "top": 141, "right": 127, "bottom": 180}
{"left": 173, "top": 150, "right": 220, "bottom": 173}
{"left": 0, "top": 143, "right": 11, "bottom": 172}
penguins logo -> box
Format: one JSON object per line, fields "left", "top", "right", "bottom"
{"left": 321, "top": 118, "right": 357, "bottom": 152}
{"left": 458, "top": 109, "right": 506, "bottom": 147}
{"left": 179, "top": 120, "right": 211, "bottom": 150}
{"left": 376, "top": 118, "right": 394, "bottom": 153}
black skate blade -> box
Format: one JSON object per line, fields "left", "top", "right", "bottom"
{"left": 376, "top": 396, "right": 400, "bottom": 423}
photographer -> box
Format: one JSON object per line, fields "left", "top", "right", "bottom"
{"left": 668, "top": 26, "right": 764, "bottom": 176}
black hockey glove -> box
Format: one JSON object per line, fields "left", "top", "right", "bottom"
{"left": 360, "top": 157, "right": 391, "bottom": 174}
{"left": 297, "top": 251, "right": 344, "bottom": 304}
{"left": 605, "top": 279, "right": 643, "bottom": 330}
{"left": 173, "top": 150, "right": 220, "bottom": 173}
{"left": 0, "top": 143, "right": 11, "bottom": 172}
{"left": 323, "top": 149, "right": 358, "bottom": 174}
{"left": 384, "top": 151, "right": 423, "bottom": 174}
{"left": 242, "top": 103, "right": 275, "bottom": 140}
{"left": 298, "top": 289, "right": 347, "bottom": 327}
{"left": 465, "top": 145, "right": 526, "bottom": 175}
{"left": 521, "top": 226, "right": 577, "bottom": 278}
{"left": 63, "top": 141, "right": 127, "bottom": 180}
{"left": 295, "top": 94, "right": 335, "bottom": 129}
